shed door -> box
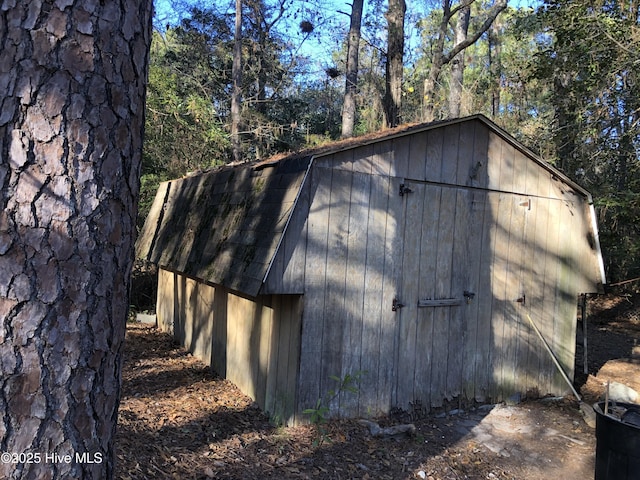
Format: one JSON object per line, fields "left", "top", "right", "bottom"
{"left": 393, "top": 180, "right": 529, "bottom": 409}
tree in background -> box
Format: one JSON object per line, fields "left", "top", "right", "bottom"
{"left": 383, "top": 0, "right": 406, "bottom": 128}
{"left": 531, "top": 0, "right": 640, "bottom": 282}
{"left": 232, "top": 0, "right": 243, "bottom": 162}
{"left": 142, "top": 0, "right": 640, "bottom": 287}
{"left": 419, "top": 0, "right": 507, "bottom": 121}
{"left": 448, "top": 2, "right": 471, "bottom": 118}
{"left": 341, "top": 0, "right": 365, "bottom": 137}
{"left": 0, "top": 1, "right": 152, "bottom": 478}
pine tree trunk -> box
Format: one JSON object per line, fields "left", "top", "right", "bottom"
{"left": 488, "top": 20, "right": 502, "bottom": 117}
{"left": 0, "top": 2, "right": 152, "bottom": 478}
{"left": 448, "top": 4, "right": 470, "bottom": 118}
{"left": 383, "top": 0, "right": 406, "bottom": 128}
{"left": 231, "top": 0, "right": 243, "bottom": 161}
{"left": 341, "top": 0, "right": 364, "bottom": 138}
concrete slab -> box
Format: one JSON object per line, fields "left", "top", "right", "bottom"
{"left": 136, "top": 313, "right": 157, "bottom": 325}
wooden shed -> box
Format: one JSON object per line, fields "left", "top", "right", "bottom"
{"left": 136, "top": 115, "right": 606, "bottom": 425}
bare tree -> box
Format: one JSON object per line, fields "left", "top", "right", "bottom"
{"left": 383, "top": 0, "right": 407, "bottom": 128}
{"left": 422, "top": 0, "right": 507, "bottom": 121}
{"left": 448, "top": 3, "right": 471, "bottom": 118}
{"left": 232, "top": 0, "right": 243, "bottom": 161}
{"left": 0, "top": 1, "right": 152, "bottom": 478}
{"left": 341, "top": 0, "right": 365, "bottom": 138}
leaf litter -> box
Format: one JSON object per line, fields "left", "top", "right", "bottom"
{"left": 116, "top": 293, "right": 640, "bottom": 479}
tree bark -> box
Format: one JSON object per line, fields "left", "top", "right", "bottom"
{"left": 341, "top": 0, "right": 364, "bottom": 138}
{"left": 0, "top": 1, "right": 152, "bottom": 478}
{"left": 448, "top": 3, "right": 471, "bottom": 118}
{"left": 488, "top": 19, "right": 502, "bottom": 117}
{"left": 232, "top": 0, "right": 243, "bottom": 161}
{"left": 383, "top": 0, "right": 406, "bottom": 128}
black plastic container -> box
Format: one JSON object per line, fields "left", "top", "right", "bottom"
{"left": 594, "top": 401, "right": 640, "bottom": 480}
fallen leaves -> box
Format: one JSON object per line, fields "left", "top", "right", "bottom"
{"left": 114, "top": 322, "right": 606, "bottom": 480}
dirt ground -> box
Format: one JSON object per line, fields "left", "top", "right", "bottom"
{"left": 115, "top": 293, "right": 640, "bottom": 480}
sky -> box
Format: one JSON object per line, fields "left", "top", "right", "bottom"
{"left": 152, "top": 0, "right": 542, "bottom": 81}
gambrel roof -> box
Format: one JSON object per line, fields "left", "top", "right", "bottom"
{"left": 136, "top": 115, "right": 606, "bottom": 297}
{"left": 137, "top": 156, "right": 312, "bottom": 296}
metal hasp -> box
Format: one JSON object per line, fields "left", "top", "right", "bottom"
{"left": 463, "top": 291, "right": 475, "bottom": 304}
{"left": 392, "top": 297, "right": 405, "bottom": 311}
{"left": 399, "top": 184, "right": 413, "bottom": 196}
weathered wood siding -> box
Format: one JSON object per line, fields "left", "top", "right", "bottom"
{"left": 144, "top": 116, "right": 604, "bottom": 424}
{"left": 156, "top": 268, "right": 302, "bottom": 425}
{"left": 282, "top": 119, "right": 602, "bottom": 418}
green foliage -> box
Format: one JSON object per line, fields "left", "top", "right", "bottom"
{"left": 144, "top": 27, "right": 231, "bottom": 173}
{"left": 528, "top": 0, "right": 640, "bottom": 283}
{"left": 141, "top": 0, "right": 640, "bottom": 286}
{"left": 303, "top": 371, "right": 365, "bottom": 447}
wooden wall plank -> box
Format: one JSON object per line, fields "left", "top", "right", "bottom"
{"left": 211, "top": 287, "right": 228, "bottom": 377}
{"left": 553, "top": 201, "right": 580, "bottom": 393}
{"left": 263, "top": 168, "right": 312, "bottom": 295}
{"left": 425, "top": 128, "right": 444, "bottom": 184}
{"left": 370, "top": 140, "right": 395, "bottom": 177}
{"left": 174, "top": 273, "right": 186, "bottom": 346}
{"left": 351, "top": 143, "right": 375, "bottom": 175}
{"left": 408, "top": 132, "right": 427, "bottom": 180}
{"left": 393, "top": 137, "right": 411, "bottom": 179}
{"left": 413, "top": 184, "right": 441, "bottom": 410}
{"left": 331, "top": 149, "right": 356, "bottom": 171}
{"left": 470, "top": 121, "right": 489, "bottom": 189}
{"left": 488, "top": 192, "right": 512, "bottom": 401}
{"left": 296, "top": 167, "right": 331, "bottom": 413}
{"left": 473, "top": 192, "right": 495, "bottom": 402}
{"left": 439, "top": 187, "right": 461, "bottom": 402}
{"left": 321, "top": 167, "right": 352, "bottom": 413}
{"left": 156, "top": 268, "right": 175, "bottom": 333}
{"left": 284, "top": 295, "right": 303, "bottom": 425}
{"left": 456, "top": 120, "right": 476, "bottom": 187}
{"left": 340, "top": 171, "right": 371, "bottom": 417}
{"left": 359, "top": 173, "right": 391, "bottom": 417}
{"left": 429, "top": 187, "right": 453, "bottom": 408}
{"left": 518, "top": 182, "right": 541, "bottom": 395}
{"left": 453, "top": 189, "right": 481, "bottom": 402}
{"left": 499, "top": 192, "right": 526, "bottom": 400}
{"left": 274, "top": 295, "right": 295, "bottom": 424}
{"left": 256, "top": 296, "right": 274, "bottom": 410}
{"left": 265, "top": 295, "right": 281, "bottom": 417}
{"left": 440, "top": 124, "right": 460, "bottom": 184}
{"left": 540, "top": 197, "right": 563, "bottom": 394}
{"left": 394, "top": 181, "right": 424, "bottom": 407}
{"left": 378, "top": 173, "right": 404, "bottom": 412}
{"left": 486, "top": 132, "right": 505, "bottom": 193}
{"left": 523, "top": 196, "right": 549, "bottom": 396}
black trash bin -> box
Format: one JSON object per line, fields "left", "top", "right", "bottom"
{"left": 594, "top": 401, "right": 640, "bottom": 480}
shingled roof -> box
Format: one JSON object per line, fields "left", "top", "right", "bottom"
{"left": 136, "top": 114, "right": 605, "bottom": 297}
{"left": 136, "top": 156, "right": 312, "bottom": 296}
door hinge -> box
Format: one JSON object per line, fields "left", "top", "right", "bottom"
{"left": 392, "top": 297, "right": 405, "bottom": 312}
{"left": 399, "top": 184, "right": 413, "bottom": 196}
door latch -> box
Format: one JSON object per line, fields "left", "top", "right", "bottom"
{"left": 399, "top": 184, "right": 413, "bottom": 196}
{"left": 392, "top": 297, "right": 405, "bottom": 312}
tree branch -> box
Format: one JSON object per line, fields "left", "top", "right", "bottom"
{"left": 442, "top": 0, "right": 507, "bottom": 64}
